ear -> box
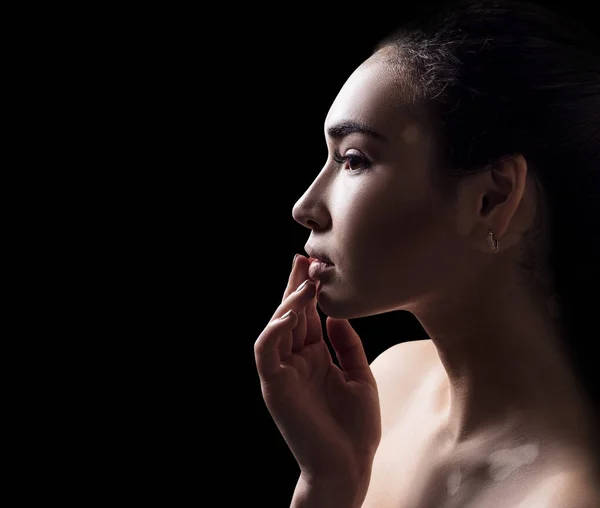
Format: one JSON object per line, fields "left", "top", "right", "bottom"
{"left": 455, "top": 154, "right": 536, "bottom": 253}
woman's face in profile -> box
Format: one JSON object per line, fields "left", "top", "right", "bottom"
{"left": 292, "top": 54, "right": 467, "bottom": 319}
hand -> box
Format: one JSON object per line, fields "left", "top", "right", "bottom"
{"left": 254, "top": 254, "right": 382, "bottom": 483}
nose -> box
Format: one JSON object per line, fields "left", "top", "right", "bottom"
{"left": 292, "top": 199, "right": 316, "bottom": 230}
{"left": 292, "top": 192, "right": 329, "bottom": 231}
{"left": 292, "top": 163, "right": 333, "bottom": 230}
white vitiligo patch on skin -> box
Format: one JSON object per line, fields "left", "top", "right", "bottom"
{"left": 488, "top": 443, "right": 540, "bottom": 481}
{"left": 446, "top": 442, "right": 540, "bottom": 495}
{"left": 447, "top": 469, "right": 462, "bottom": 496}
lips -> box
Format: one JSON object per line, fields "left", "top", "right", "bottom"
{"left": 308, "top": 258, "right": 333, "bottom": 281}
{"left": 304, "top": 245, "right": 334, "bottom": 265}
{"left": 309, "top": 257, "right": 333, "bottom": 266}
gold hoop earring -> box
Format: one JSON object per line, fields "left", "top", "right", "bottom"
{"left": 488, "top": 230, "right": 499, "bottom": 253}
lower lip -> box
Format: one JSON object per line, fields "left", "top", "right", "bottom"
{"left": 308, "top": 259, "right": 334, "bottom": 280}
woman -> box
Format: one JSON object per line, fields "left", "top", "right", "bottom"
{"left": 254, "top": 0, "right": 600, "bottom": 506}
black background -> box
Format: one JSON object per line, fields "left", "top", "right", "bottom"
{"left": 210, "top": 2, "right": 597, "bottom": 506}
{"left": 98, "top": 1, "right": 599, "bottom": 505}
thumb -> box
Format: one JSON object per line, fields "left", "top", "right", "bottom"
{"left": 326, "top": 317, "right": 374, "bottom": 384}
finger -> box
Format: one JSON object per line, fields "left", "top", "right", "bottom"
{"left": 278, "top": 317, "right": 294, "bottom": 362}
{"left": 282, "top": 255, "right": 310, "bottom": 303}
{"left": 291, "top": 307, "right": 307, "bottom": 352}
{"left": 255, "top": 309, "right": 297, "bottom": 381}
{"left": 325, "top": 317, "right": 374, "bottom": 384}
{"left": 304, "top": 283, "right": 323, "bottom": 346}
{"left": 271, "top": 278, "right": 317, "bottom": 323}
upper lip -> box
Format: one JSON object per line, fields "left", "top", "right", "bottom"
{"left": 304, "top": 244, "right": 334, "bottom": 265}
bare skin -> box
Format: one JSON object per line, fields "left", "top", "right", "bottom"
{"left": 288, "top": 53, "right": 600, "bottom": 505}
{"left": 363, "top": 340, "right": 599, "bottom": 507}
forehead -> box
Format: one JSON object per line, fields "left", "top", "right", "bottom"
{"left": 325, "top": 56, "right": 415, "bottom": 136}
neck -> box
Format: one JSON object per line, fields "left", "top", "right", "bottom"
{"left": 411, "top": 267, "right": 596, "bottom": 455}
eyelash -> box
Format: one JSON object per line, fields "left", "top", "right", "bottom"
{"left": 332, "top": 150, "right": 372, "bottom": 173}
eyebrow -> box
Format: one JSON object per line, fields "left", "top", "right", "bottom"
{"left": 326, "top": 121, "right": 388, "bottom": 143}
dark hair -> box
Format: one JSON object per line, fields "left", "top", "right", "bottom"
{"left": 375, "top": 0, "right": 600, "bottom": 433}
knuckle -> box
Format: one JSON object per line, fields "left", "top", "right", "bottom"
{"left": 254, "top": 329, "right": 269, "bottom": 351}
{"left": 254, "top": 337, "right": 269, "bottom": 356}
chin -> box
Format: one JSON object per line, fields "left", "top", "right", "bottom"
{"left": 317, "top": 281, "right": 413, "bottom": 319}
{"left": 316, "top": 289, "right": 387, "bottom": 320}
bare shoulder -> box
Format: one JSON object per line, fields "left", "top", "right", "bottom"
{"left": 517, "top": 470, "right": 600, "bottom": 508}
{"left": 369, "top": 339, "right": 439, "bottom": 428}
{"left": 370, "top": 338, "right": 436, "bottom": 376}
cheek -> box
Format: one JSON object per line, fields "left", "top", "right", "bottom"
{"left": 323, "top": 197, "right": 457, "bottom": 318}
{"left": 333, "top": 173, "right": 455, "bottom": 270}
{"left": 362, "top": 191, "right": 447, "bottom": 251}
{"left": 354, "top": 194, "right": 455, "bottom": 283}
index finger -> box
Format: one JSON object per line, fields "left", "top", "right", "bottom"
{"left": 281, "top": 254, "right": 312, "bottom": 303}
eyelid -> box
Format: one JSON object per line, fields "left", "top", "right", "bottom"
{"left": 332, "top": 149, "right": 372, "bottom": 172}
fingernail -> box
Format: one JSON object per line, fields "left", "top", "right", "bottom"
{"left": 295, "top": 279, "right": 310, "bottom": 292}
{"left": 280, "top": 309, "right": 294, "bottom": 321}
{"left": 292, "top": 254, "right": 299, "bottom": 270}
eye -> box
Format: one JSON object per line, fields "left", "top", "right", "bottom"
{"left": 332, "top": 150, "right": 372, "bottom": 173}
